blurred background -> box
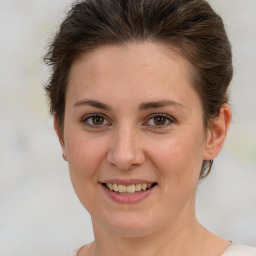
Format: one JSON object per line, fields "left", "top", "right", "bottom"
{"left": 0, "top": 0, "right": 255, "bottom": 255}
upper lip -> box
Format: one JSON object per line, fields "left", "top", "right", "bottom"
{"left": 100, "top": 179, "right": 156, "bottom": 186}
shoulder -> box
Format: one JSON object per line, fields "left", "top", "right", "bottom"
{"left": 222, "top": 242, "right": 256, "bottom": 256}
{"left": 52, "top": 242, "right": 93, "bottom": 256}
{"left": 52, "top": 248, "right": 80, "bottom": 256}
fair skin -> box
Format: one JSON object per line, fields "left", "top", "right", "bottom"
{"left": 55, "top": 43, "right": 231, "bottom": 256}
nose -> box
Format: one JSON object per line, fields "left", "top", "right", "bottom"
{"left": 106, "top": 125, "right": 146, "bottom": 171}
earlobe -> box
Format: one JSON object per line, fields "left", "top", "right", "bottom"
{"left": 54, "top": 116, "right": 67, "bottom": 161}
{"left": 203, "top": 104, "right": 232, "bottom": 160}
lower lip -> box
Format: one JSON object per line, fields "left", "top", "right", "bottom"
{"left": 101, "top": 184, "right": 156, "bottom": 204}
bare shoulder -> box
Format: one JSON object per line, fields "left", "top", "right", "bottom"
{"left": 77, "top": 242, "right": 94, "bottom": 256}
{"left": 52, "top": 248, "right": 80, "bottom": 256}
{"left": 52, "top": 242, "right": 94, "bottom": 256}
{"left": 222, "top": 243, "right": 256, "bottom": 256}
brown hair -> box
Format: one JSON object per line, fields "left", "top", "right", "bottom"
{"left": 44, "top": 0, "right": 233, "bottom": 178}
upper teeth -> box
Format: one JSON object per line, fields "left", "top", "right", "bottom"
{"left": 106, "top": 183, "right": 153, "bottom": 193}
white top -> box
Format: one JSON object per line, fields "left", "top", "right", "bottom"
{"left": 53, "top": 242, "right": 256, "bottom": 256}
{"left": 222, "top": 243, "right": 256, "bottom": 256}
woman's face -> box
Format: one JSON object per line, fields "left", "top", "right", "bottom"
{"left": 59, "top": 43, "right": 213, "bottom": 237}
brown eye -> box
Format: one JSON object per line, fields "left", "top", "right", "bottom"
{"left": 92, "top": 116, "right": 104, "bottom": 125}
{"left": 145, "top": 114, "right": 174, "bottom": 129}
{"left": 82, "top": 114, "right": 110, "bottom": 127}
{"left": 153, "top": 116, "right": 167, "bottom": 126}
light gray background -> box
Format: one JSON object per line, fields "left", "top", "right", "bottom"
{"left": 0, "top": 0, "right": 255, "bottom": 255}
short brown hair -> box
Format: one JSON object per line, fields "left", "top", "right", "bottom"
{"left": 44, "top": 0, "right": 233, "bottom": 178}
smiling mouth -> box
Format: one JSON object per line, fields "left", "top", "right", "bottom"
{"left": 102, "top": 183, "right": 157, "bottom": 194}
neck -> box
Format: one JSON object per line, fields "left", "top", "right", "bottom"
{"left": 89, "top": 210, "right": 206, "bottom": 256}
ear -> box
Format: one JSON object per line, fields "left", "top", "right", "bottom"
{"left": 54, "top": 116, "right": 67, "bottom": 161}
{"left": 203, "top": 104, "right": 232, "bottom": 160}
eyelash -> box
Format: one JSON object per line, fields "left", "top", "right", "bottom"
{"left": 81, "top": 114, "right": 111, "bottom": 128}
{"left": 81, "top": 113, "right": 175, "bottom": 129}
{"left": 143, "top": 113, "right": 175, "bottom": 129}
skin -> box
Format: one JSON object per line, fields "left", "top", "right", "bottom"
{"left": 55, "top": 42, "right": 232, "bottom": 256}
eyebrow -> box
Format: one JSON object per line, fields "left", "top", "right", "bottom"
{"left": 73, "top": 99, "right": 185, "bottom": 110}
{"left": 139, "top": 100, "right": 185, "bottom": 110}
{"left": 74, "top": 99, "right": 111, "bottom": 110}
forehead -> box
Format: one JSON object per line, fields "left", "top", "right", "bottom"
{"left": 67, "top": 42, "right": 199, "bottom": 109}
{"left": 70, "top": 42, "right": 192, "bottom": 78}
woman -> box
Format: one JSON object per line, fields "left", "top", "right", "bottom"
{"left": 44, "top": 0, "right": 256, "bottom": 255}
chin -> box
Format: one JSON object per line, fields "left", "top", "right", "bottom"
{"left": 102, "top": 212, "right": 157, "bottom": 237}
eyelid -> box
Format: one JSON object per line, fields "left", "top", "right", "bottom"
{"left": 81, "top": 113, "right": 176, "bottom": 129}
{"left": 143, "top": 113, "right": 176, "bottom": 128}
{"left": 81, "top": 113, "right": 112, "bottom": 128}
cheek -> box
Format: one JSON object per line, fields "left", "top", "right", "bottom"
{"left": 64, "top": 132, "right": 109, "bottom": 210}
{"left": 65, "top": 130, "right": 108, "bottom": 179}
{"left": 147, "top": 131, "right": 205, "bottom": 182}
